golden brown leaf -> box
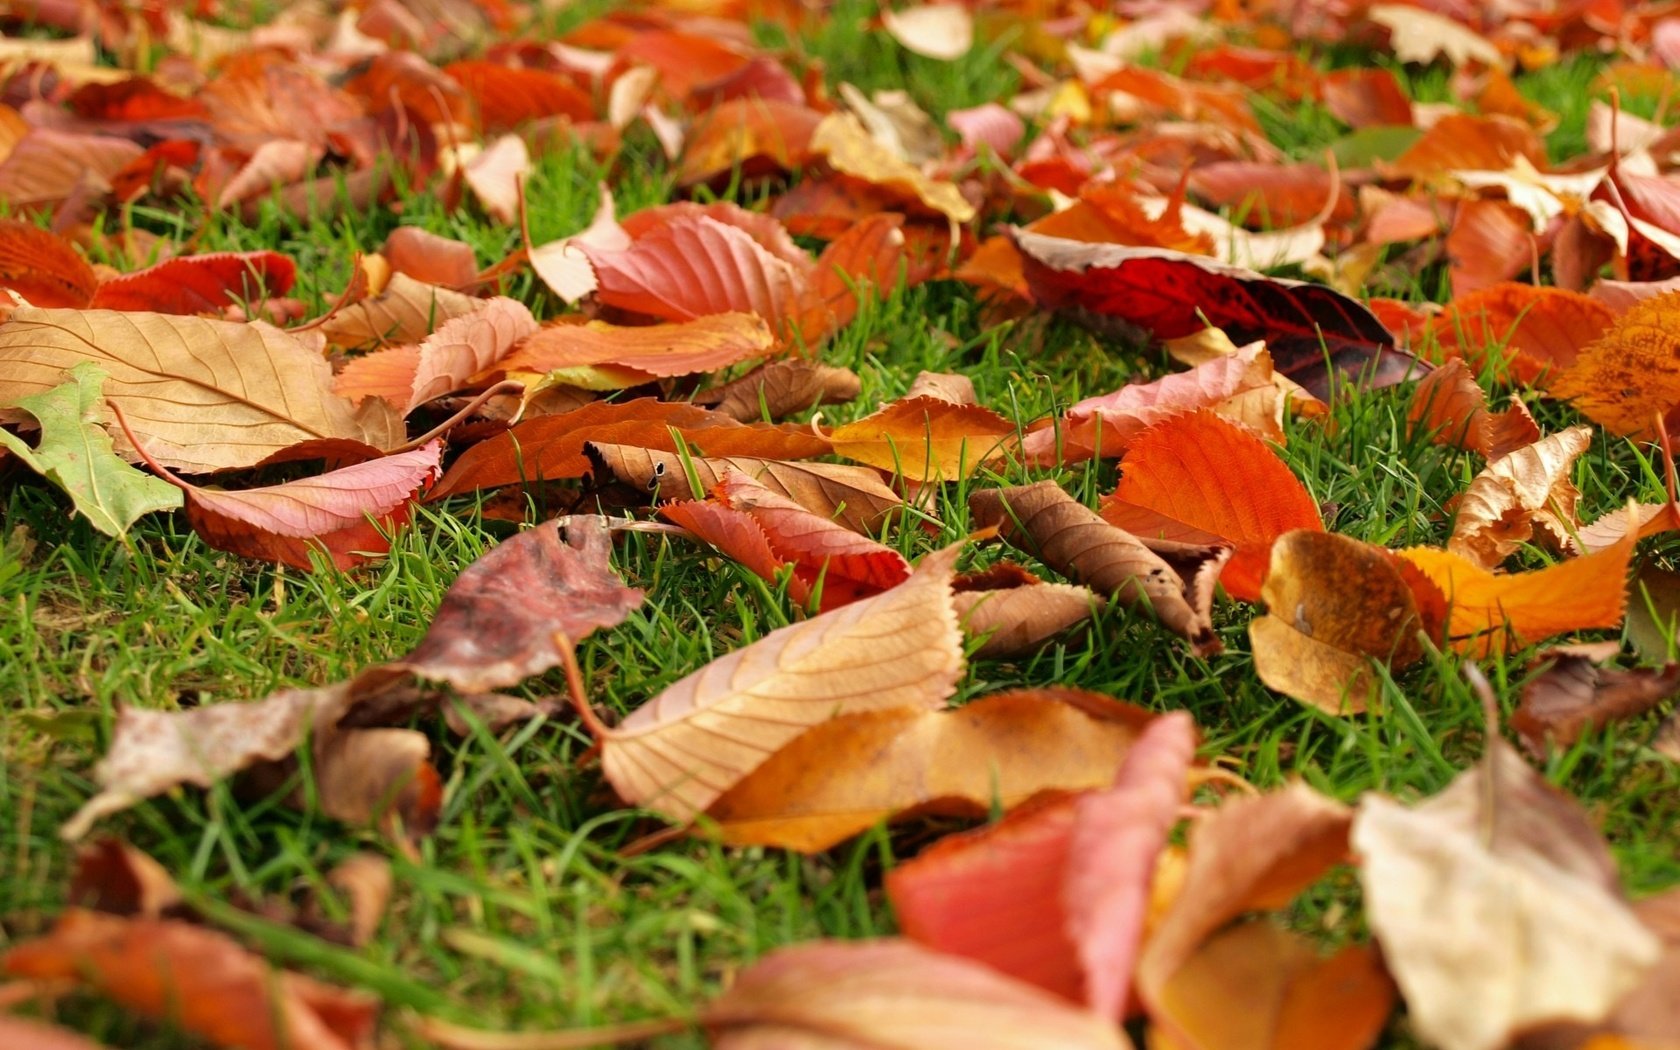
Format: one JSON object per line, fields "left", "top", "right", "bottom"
{"left": 809, "top": 112, "right": 976, "bottom": 223}
{"left": 0, "top": 308, "right": 400, "bottom": 472}
{"left": 970, "top": 481, "right": 1226, "bottom": 656}
{"left": 694, "top": 359, "right": 863, "bottom": 421}
{"left": 706, "top": 688, "right": 1156, "bottom": 851}
{"left": 495, "top": 312, "right": 775, "bottom": 381}
{"left": 827, "top": 396, "right": 1016, "bottom": 481}
{"left": 316, "top": 269, "right": 485, "bottom": 350}
{"left": 953, "top": 562, "right": 1100, "bottom": 658}
{"left": 1250, "top": 531, "right": 1437, "bottom": 714}
{"left": 1551, "top": 290, "right": 1680, "bottom": 440}
{"left": 1448, "top": 426, "right": 1591, "bottom": 570}
{"left": 598, "top": 546, "right": 965, "bottom": 823}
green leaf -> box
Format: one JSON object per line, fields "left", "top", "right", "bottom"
{"left": 0, "top": 362, "right": 182, "bottom": 536}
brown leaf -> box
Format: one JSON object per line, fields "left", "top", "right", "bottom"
{"left": 326, "top": 853, "right": 393, "bottom": 949}
{"left": 707, "top": 688, "right": 1158, "bottom": 852}
{"left": 496, "top": 312, "right": 775, "bottom": 382}
{"left": 69, "top": 838, "right": 184, "bottom": 919}
{"left": 827, "top": 396, "right": 1017, "bottom": 481}
{"left": 904, "top": 370, "right": 977, "bottom": 404}
{"left": 0, "top": 308, "right": 401, "bottom": 472}
{"left": 970, "top": 481, "right": 1226, "bottom": 656}
{"left": 586, "top": 444, "right": 903, "bottom": 534}
{"left": 694, "top": 359, "right": 862, "bottom": 421}
{"left": 1512, "top": 652, "right": 1680, "bottom": 758}
{"left": 0, "top": 128, "right": 143, "bottom": 210}
{"left": 701, "top": 939, "right": 1131, "bottom": 1050}
{"left": 334, "top": 297, "right": 538, "bottom": 413}
{"left": 809, "top": 111, "right": 975, "bottom": 223}
{"left": 393, "top": 516, "right": 644, "bottom": 693}
{"left": 1353, "top": 733, "right": 1662, "bottom": 1050}
{"left": 1250, "top": 531, "right": 1438, "bottom": 714}
{"left": 1407, "top": 357, "right": 1540, "bottom": 460}
{"left": 597, "top": 545, "right": 965, "bottom": 823}
{"left": 317, "top": 270, "right": 485, "bottom": 351}
{"left": 677, "top": 97, "right": 822, "bottom": 187}
{"left": 953, "top": 562, "right": 1100, "bottom": 658}
{"left": 2, "top": 910, "right": 378, "bottom": 1050}
{"left": 0, "top": 218, "right": 97, "bottom": 308}
{"left": 1448, "top": 426, "right": 1591, "bottom": 570}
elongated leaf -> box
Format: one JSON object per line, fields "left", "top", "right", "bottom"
{"left": 828, "top": 396, "right": 1016, "bottom": 481}
{"left": 88, "top": 251, "right": 296, "bottom": 315}
{"left": 1013, "top": 229, "right": 1417, "bottom": 398}
{"left": 497, "top": 312, "right": 775, "bottom": 379}
{"left": 0, "top": 363, "right": 181, "bottom": 536}
{"left": 334, "top": 297, "right": 538, "bottom": 413}
{"left": 953, "top": 563, "right": 1100, "bottom": 658}
{"left": 598, "top": 545, "right": 965, "bottom": 822}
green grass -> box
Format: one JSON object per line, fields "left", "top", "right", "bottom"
{"left": 4, "top": 12, "right": 1680, "bottom": 1050}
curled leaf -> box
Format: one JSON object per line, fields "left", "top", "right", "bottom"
{"left": 953, "top": 562, "right": 1100, "bottom": 658}
{"left": 1512, "top": 651, "right": 1680, "bottom": 757}
{"left": 827, "top": 396, "right": 1016, "bottom": 481}
{"left": 1448, "top": 426, "right": 1591, "bottom": 570}
{"left": 1406, "top": 357, "right": 1539, "bottom": 460}
{"left": 694, "top": 359, "right": 863, "bottom": 421}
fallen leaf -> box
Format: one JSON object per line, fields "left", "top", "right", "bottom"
{"left": 88, "top": 251, "right": 297, "bottom": 316}
{"left": 882, "top": 3, "right": 973, "bottom": 61}
{"left": 971, "top": 481, "right": 1227, "bottom": 655}
{"left": 0, "top": 128, "right": 143, "bottom": 211}
{"left": 384, "top": 227, "right": 477, "bottom": 287}
{"left": 334, "top": 296, "right": 538, "bottom": 413}
{"left": 1387, "top": 113, "right": 1546, "bottom": 181}
{"left": 1406, "top": 357, "right": 1540, "bottom": 459}
{"left": 0, "top": 218, "right": 97, "bottom": 308}
{"left": 694, "top": 359, "right": 862, "bottom": 421}
{"left": 461, "top": 134, "right": 529, "bottom": 225}
{"left": 1448, "top": 426, "right": 1591, "bottom": 570}
{"left": 701, "top": 939, "right": 1131, "bottom": 1050}
{"left": 1353, "top": 730, "right": 1662, "bottom": 1050}
{"left": 596, "top": 544, "right": 965, "bottom": 822}
{"left": 3, "top": 909, "right": 379, "bottom": 1050}
{"left": 444, "top": 60, "right": 593, "bottom": 131}
{"left": 317, "top": 270, "right": 485, "bottom": 350}
{"left": 1319, "top": 68, "right": 1413, "bottom": 128}
{"left": 496, "top": 312, "right": 775, "bottom": 382}
{"left": 1398, "top": 513, "right": 1636, "bottom": 656}
{"left": 678, "top": 97, "right": 823, "bottom": 187}
{"left": 0, "top": 363, "right": 182, "bottom": 537}
{"left": 1429, "top": 283, "right": 1615, "bottom": 387}
{"left": 1550, "top": 290, "right": 1680, "bottom": 440}
{"left": 1250, "top": 531, "right": 1438, "bottom": 713}
{"left": 586, "top": 444, "right": 903, "bottom": 534}
{"left": 708, "top": 689, "right": 1164, "bottom": 852}
{"left": 392, "top": 516, "right": 644, "bottom": 693}
{"left": 1368, "top": 3, "right": 1502, "bottom": 67}
{"left": 0, "top": 1018, "right": 113, "bottom": 1050}
{"left": 0, "top": 308, "right": 401, "bottom": 472}
{"left": 327, "top": 853, "right": 393, "bottom": 948}
{"left": 529, "top": 184, "right": 631, "bottom": 304}
{"left": 1099, "top": 411, "right": 1323, "bottom": 603}
{"left": 810, "top": 112, "right": 976, "bottom": 224}
{"left": 68, "top": 838, "right": 184, "bottom": 918}
{"left": 886, "top": 711, "right": 1196, "bottom": 1015}
{"left": 1013, "top": 230, "right": 1416, "bottom": 399}
{"left": 1512, "top": 651, "right": 1680, "bottom": 758}
{"left": 826, "top": 396, "right": 1016, "bottom": 481}
{"left": 953, "top": 562, "right": 1100, "bottom": 658}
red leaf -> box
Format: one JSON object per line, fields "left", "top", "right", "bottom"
{"left": 0, "top": 217, "right": 97, "bottom": 308}
{"left": 89, "top": 252, "right": 297, "bottom": 315}
{"left": 1013, "top": 229, "right": 1417, "bottom": 398}
{"left": 443, "top": 60, "right": 593, "bottom": 131}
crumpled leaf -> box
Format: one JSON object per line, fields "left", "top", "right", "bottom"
{"left": 1448, "top": 426, "right": 1591, "bottom": 570}
{"left": 1406, "top": 357, "right": 1540, "bottom": 460}
{"left": 3, "top": 909, "right": 379, "bottom": 1050}
{"left": 826, "top": 395, "right": 1016, "bottom": 481}
{"left": 1250, "top": 531, "right": 1441, "bottom": 714}
{"left": 1512, "top": 650, "right": 1680, "bottom": 758}
{"left": 122, "top": 429, "right": 441, "bottom": 572}
{"left": 586, "top": 444, "right": 903, "bottom": 534}
{"left": 0, "top": 217, "right": 97, "bottom": 308}
{"left": 1099, "top": 410, "right": 1322, "bottom": 603}
{"left": 1013, "top": 230, "right": 1417, "bottom": 399}
{"left": 885, "top": 711, "right": 1196, "bottom": 1017}
{"left": 1551, "top": 290, "right": 1680, "bottom": 439}
{"left": 1353, "top": 730, "right": 1662, "bottom": 1050}
{"left": 391, "top": 516, "right": 644, "bottom": 693}
{"left": 970, "top": 481, "right": 1228, "bottom": 656}
{"left": 333, "top": 296, "right": 538, "bottom": 413}
{"left": 88, "top": 252, "right": 296, "bottom": 316}
{"left": 1398, "top": 511, "right": 1636, "bottom": 656}
{"left": 701, "top": 939, "right": 1131, "bottom": 1050}
{"left": 0, "top": 363, "right": 181, "bottom": 537}
{"left": 0, "top": 308, "right": 401, "bottom": 472}
{"left": 708, "top": 689, "right": 1164, "bottom": 852}
{"left": 661, "top": 469, "right": 910, "bottom": 611}
{"left": 61, "top": 679, "right": 438, "bottom": 841}
{"left": 596, "top": 545, "right": 965, "bottom": 823}
{"left": 694, "top": 359, "right": 862, "bottom": 421}
{"left": 953, "top": 562, "right": 1100, "bottom": 658}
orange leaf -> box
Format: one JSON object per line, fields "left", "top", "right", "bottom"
{"left": 498, "top": 312, "right": 775, "bottom": 379}
{"left": 1387, "top": 113, "right": 1546, "bottom": 180}
{"left": 1429, "top": 282, "right": 1615, "bottom": 386}
{"left": 1550, "top": 290, "right": 1680, "bottom": 439}
{"left": 529, "top": 184, "right": 630, "bottom": 304}
{"left": 0, "top": 218, "right": 96, "bottom": 308}
{"left": 1397, "top": 509, "right": 1637, "bottom": 656}
{"left": 827, "top": 396, "right": 1016, "bottom": 481}
{"left": 0, "top": 128, "right": 143, "bottom": 210}
{"left": 678, "top": 97, "right": 822, "bottom": 186}
{"left": 444, "top": 60, "right": 593, "bottom": 131}
{"left": 1445, "top": 199, "right": 1534, "bottom": 298}
{"left": 384, "top": 227, "right": 477, "bottom": 288}
{"left": 1100, "top": 411, "right": 1322, "bottom": 603}
{"left": 1406, "top": 357, "right": 1540, "bottom": 459}
{"left": 334, "top": 297, "right": 538, "bottom": 413}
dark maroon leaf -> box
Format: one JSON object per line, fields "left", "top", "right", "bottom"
{"left": 1511, "top": 652, "right": 1680, "bottom": 757}
{"left": 1012, "top": 229, "right": 1421, "bottom": 399}
{"left": 394, "top": 515, "right": 644, "bottom": 692}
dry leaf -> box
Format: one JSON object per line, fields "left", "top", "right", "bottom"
{"left": 826, "top": 396, "right": 1016, "bottom": 481}
{"left": 88, "top": 251, "right": 297, "bottom": 317}
{"left": 1407, "top": 357, "right": 1540, "bottom": 460}
{"left": 1551, "top": 290, "right": 1680, "bottom": 440}
{"left": 708, "top": 689, "right": 1164, "bottom": 852}
{"left": 0, "top": 308, "right": 400, "bottom": 472}
{"left": 384, "top": 227, "right": 477, "bottom": 287}
{"left": 392, "top": 516, "right": 644, "bottom": 692}
{"left": 702, "top": 939, "right": 1131, "bottom": 1050}
{"left": 586, "top": 444, "right": 904, "bottom": 534}
{"left": 1099, "top": 411, "right": 1323, "bottom": 603}
{"left": 694, "top": 359, "right": 862, "bottom": 421}
{"left": 334, "top": 297, "right": 538, "bottom": 413}
{"left": 3, "top": 909, "right": 378, "bottom": 1050}
{"left": 1368, "top": 3, "right": 1502, "bottom": 67}
{"left": 0, "top": 217, "right": 97, "bottom": 308}
{"left": 68, "top": 838, "right": 184, "bottom": 919}
{"left": 970, "top": 481, "right": 1227, "bottom": 656}
{"left": 1512, "top": 651, "right": 1680, "bottom": 757}
{"left": 496, "top": 312, "right": 775, "bottom": 382}
{"left": 462, "top": 134, "right": 528, "bottom": 225}
{"left": 316, "top": 270, "right": 485, "bottom": 350}
{"left": 0, "top": 1018, "right": 113, "bottom": 1050}
{"left": 1448, "top": 426, "right": 1591, "bottom": 570}
{"left": 810, "top": 112, "right": 976, "bottom": 223}
{"left": 1429, "top": 283, "right": 1615, "bottom": 387}
{"left": 327, "top": 854, "right": 393, "bottom": 948}
{"left": 881, "top": 3, "right": 974, "bottom": 61}
{"left": 1353, "top": 734, "right": 1662, "bottom": 1050}
{"left": 1250, "top": 531, "right": 1438, "bottom": 714}
{"left": 530, "top": 184, "right": 631, "bottom": 304}
{"left": 953, "top": 562, "right": 1100, "bottom": 658}
{"left": 596, "top": 544, "right": 965, "bottom": 823}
